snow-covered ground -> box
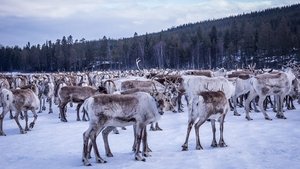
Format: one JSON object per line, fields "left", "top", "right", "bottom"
{"left": 1, "top": 101, "right": 300, "bottom": 169}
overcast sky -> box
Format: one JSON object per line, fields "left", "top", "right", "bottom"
{"left": 0, "top": 0, "right": 299, "bottom": 47}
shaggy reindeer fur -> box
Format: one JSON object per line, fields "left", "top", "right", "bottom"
{"left": 82, "top": 92, "right": 162, "bottom": 166}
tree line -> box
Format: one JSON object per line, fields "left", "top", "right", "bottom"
{"left": 0, "top": 4, "right": 300, "bottom": 72}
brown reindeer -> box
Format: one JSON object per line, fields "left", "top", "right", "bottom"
{"left": 58, "top": 85, "right": 107, "bottom": 122}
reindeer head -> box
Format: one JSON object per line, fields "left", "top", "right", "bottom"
{"left": 98, "top": 86, "right": 108, "bottom": 94}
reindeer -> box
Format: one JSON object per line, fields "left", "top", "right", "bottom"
{"left": 37, "top": 75, "right": 54, "bottom": 114}
{"left": 121, "top": 80, "right": 175, "bottom": 130}
{"left": 58, "top": 85, "right": 108, "bottom": 122}
{"left": 181, "top": 90, "right": 229, "bottom": 151}
{"left": 0, "top": 84, "right": 39, "bottom": 136}
{"left": 244, "top": 68, "right": 297, "bottom": 120}
{"left": 81, "top": 92, "right": 162, "bottom": 166}
{"left": 180, "top": 75, "right": 235, "bottom": 115}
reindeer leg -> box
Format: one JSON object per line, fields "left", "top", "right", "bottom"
{"left": 291, "top": 97, "right": 296, "bottom": 109}
{"left": 273, "top": 96, "right": 278, "bottom": 112}
{"left": 48, "top": 98, "right": 53, "bottom": 114}
{"left": 219, "top": 115, "right": 227, "bottom": 147}
{"left": 194, "top": 118, "right": 206, "bottom": 150}
{"left": 228, "top": 98, "right": 234, "bottom": 111}
{"left": 181, "top": 119, "right": 195, "bottom": 151}
{"left": 82, "top": 128, "right": 92, "bottom": 166}
{"left": 276, "top": 95, "right": 287, "bottom": 119}
{"left": 178, "top": 94, "right": 184, "bottom": 112}
{"left": 245, "top": 90, "right": 257, "bottom": 120}
{"left": 14, "top": 111, "right": 26, "bottom": 134}
{"left": 134, "top": 124, "right": 146, "bottom": 162}
{"left": 29, "top": 110, "right": 38, "bottom": 129}
{"left": 155, "top": 122, "right": 163, "bottom": 131}
{"left": 42, "top": 98, "right": 46, "bottom": 111}
{"left": 210, "top": 119, "right": 217, "bottom": 147}
{"left": 102, "top": 126, "right": 115, "bottom": 157}
{"left": 20, "top": 111, "right": 24, "bottom": 120}
{"left": 258, "top": 96, "right": 272, "bottom": 120}
{"left": 9, "top": 110, "right": 14, "bottom": 119}
{"left": 76, "top": 103, "right": 82, "bottom": 121}
{"left": 232, "top": 96, "right": 241, "bottom": 116}
{"left": 142, "top": 127, "right": 151, "bottom": 157}
{"left": 90, "top": 127, "right": 106, "bottom": 164}
{"left": 38, "top": 97, "right": 43, "bottom": 113}
{"left": 0, "top": 110, "right": 8, "bottom": 136}
{"left": 59, "top": 102, "right": 68, "bottom": 122}
{"left": 149, "top": 122, "right": 156, "bottom": 131}
{"left": 24, "top": 111, "right": 30, "bottom": 131}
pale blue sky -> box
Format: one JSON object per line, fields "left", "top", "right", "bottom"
{"left": 0, "top": 0, "right": 299, "bottom": 47}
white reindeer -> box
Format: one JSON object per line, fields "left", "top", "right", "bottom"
{"left": 181, "top": 75, "right": 235, "bottom": 113}
{"left": 244, "top": 68, "right": 296, "bottom": 120}
{"left": 181, "top": 90, "right": 229, "bottom": 151}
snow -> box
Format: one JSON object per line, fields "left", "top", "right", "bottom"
{"left": 1, "top": 101, "right": 300, "bottom": 169}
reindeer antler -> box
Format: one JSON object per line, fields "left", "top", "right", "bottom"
{"left": 151, "top": 81, "right": 158, "bottom": 94}
{"left": 136, "top": 58, "right": 141, "bottom": 71}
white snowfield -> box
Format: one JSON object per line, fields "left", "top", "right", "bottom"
{"left": 0, "top": 101, "right": 300, "bottom": 169}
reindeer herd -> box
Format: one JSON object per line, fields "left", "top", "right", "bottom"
{"left": 0, "top": 63, "right": 299, "bottom": 166}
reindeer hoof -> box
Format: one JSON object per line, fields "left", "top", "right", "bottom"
{"left": 234, "top": 112, "right": 241, "bottom": 116}
{"left": 181, "top": 145, "right": 188, "bottom": 151}
{"left": 106, "top": 153, "right": 113, "bottom": 157}
{"left": 135, "top": 156, "right": 146, "bottom": 162}
{"left": 276, "top": 114, "right": 287, "bottom": 119}
{"left": 82, "top": 159, "right": 92, "bottom": 166}
{"left": 265, "top": 117, "right": 272, "bottom": 121}
{"left": 146, "top": 147, "right": 152, "bottom": 152}
{"left": 219, "top": 142, "right": 227, "bottom": 147}
{"left": 60, "top": 118, "right": 68, "bottom": 122}
{"left": 196, "top": 145, "right": 203, "bottom": 150}
{"left": 77, "top": 118, "right": 81, "bottom": 121}
{"left": 96, "top": 158, "right": 107, "bottom": 163}
{"left": 121, "top": 127, "right": 126, "bottom": 130}
{"left": 29, "top": 122, "right": 35, "bottom": 128}
{"left": 42, "top": 107, "right": 46, "bottom": 111}
{"left": 245, "top": 116, "right": 253, "bottom": 121}
{"left": 0, "top": 131, "right": 6, "bottom": 136}
{"left": 143, "top": 152, "right": 151, "bottom": 157}
{"left": 211, "top": 142, "right": 218, "bottom": 147}
{"left": 155, "top": 127, "right": 163, "bottom": 131}
{"left": 20, "top": 130, "right": 27, "bottom": 134}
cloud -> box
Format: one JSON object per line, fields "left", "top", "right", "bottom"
{"left": 0, "top": 0, "right": 299, "bottom": 46}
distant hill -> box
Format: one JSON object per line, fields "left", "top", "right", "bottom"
{"left": 1, "top": 4, "right": 299, "bottom": 72}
